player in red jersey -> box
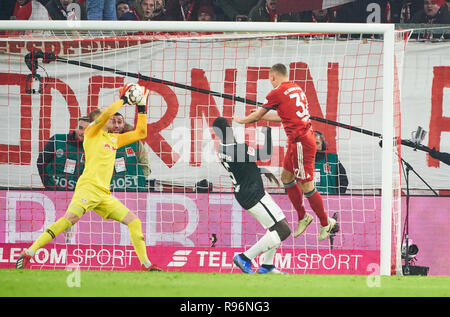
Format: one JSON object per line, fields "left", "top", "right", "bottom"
{"left": 233, "top": 63, "right": 336, "bottom": 241}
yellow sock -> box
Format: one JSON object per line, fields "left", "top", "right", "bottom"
{"left": 128, "top": 218, "right": 149, "bottom": 264}
{"left": 29, "top": 217, "right": 72, "bottom": 253}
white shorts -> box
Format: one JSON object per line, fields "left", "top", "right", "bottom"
{"left": 247, "top": 192, "right": 286, "bottom": 229}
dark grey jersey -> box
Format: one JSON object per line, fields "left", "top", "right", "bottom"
{"left": 217, "top": 128, "right": 272, "bottom": 210}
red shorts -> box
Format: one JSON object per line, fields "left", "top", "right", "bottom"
{"left": 283, "top": 129, "right": 317, "bottom": 183}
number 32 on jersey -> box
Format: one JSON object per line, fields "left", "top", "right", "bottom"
{"left": 289, "top": 91, "right": 310, "bottom": 121}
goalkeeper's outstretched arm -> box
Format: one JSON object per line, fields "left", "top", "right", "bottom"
{"left": 85, "top": 99, "right": 125, "bottom": 138}
{"left": 117, "top": 86, "right": 149, "bottom": 148}
{"left": 117, "top": 113, "right": 147, "bottom": 148}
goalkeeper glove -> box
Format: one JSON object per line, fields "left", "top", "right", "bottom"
{"left": 136, "top": 87, "right": 149, "bottom": 114}
{"left": 119, "top": 83, "right": 133, "bottom": 105}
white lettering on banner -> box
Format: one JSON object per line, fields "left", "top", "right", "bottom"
{"left": 146, "top": 194, "right": 199, "bottom": 246}
{"left": 274, "top": 253, "right": 291, "bottom": 269}
{"left": 9, "top": 248, "right": 22, "bottom": 262}
{"left": 71, "top": 248, "right": 133, "bottom": 266}
{"left": 193, "top": 250, "right": 363, "bottom": 271}
{"left": 1, "top": 247, "right": 67, "bottom": 264}
{"left": 208, "top": 251, "right": 220, "bottom": 267}
{"left": 167, "top": 250, "right": 192, "bottom": 267}
{"left": 5, "top": 192, "right": 56, "bottom": 243}
{"left": 35, "top": 248, "right": 49, "bottom": 263}
{"left": 296, "top": 253, "right": 362, "bottom": 270}
{"left": 197, "top": 250, "right": 208, "bottom": 266}
{"left": 113, "top": 249, "right": 125, "bottom": 266}
{"left": 34, "top": 248, "right": 67, "bottom": 264}
{"left": 0, "top": 248, "right": 7, "bottom": 263}
{"left": 196, "top": 250, "right": 239, "bottom": 267}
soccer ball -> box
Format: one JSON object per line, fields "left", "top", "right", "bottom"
{"left": 127, "top": 84, "right": 143, "bottom": 105}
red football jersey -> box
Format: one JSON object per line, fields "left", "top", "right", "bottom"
{"left": 262, "top": 81, "right": 312, "bottom": 142}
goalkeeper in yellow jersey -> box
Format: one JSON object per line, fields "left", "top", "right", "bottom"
{"left": 16, "top": 83, "right": 162, "bottom": 272}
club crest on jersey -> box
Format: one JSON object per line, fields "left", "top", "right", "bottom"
{"left": 247, "top": 146, "right": 255, "bottom": 156}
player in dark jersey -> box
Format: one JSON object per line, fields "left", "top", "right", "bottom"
{"left": 212, "top": 117, "right": 291, "bottom": 274}
{"left": 233, "top": 63, "right": 336, "bottom": 242}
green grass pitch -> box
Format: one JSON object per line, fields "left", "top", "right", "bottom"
{"left": 1, "top": 269, "right": 449, "bottom": 297}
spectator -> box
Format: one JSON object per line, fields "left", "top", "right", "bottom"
{"left": 109, "top": 112, "right": 152, "bottom": 183}
{"left": 127, "top": 0, "right": 167, "bottom": 20}
{"left": 314, "top": 131, "right": 348, "bottom": 194}
{"left": 11, "top": 0, "right": 50, "bottom": 20}
{"left": 440, "top": 0, "right": 450, "bottom": 22}
{"left": 197, "top": 3, "right": 215, "bottom": 20}
{"left": 411, "top": 0, "right": 450, "bottom": 23}
{"left": 1, "top": 0, "right": 16, "bottom": 20}
{"left": 209, "top": 0, "right": 225, "bottom": 20}
{"left": 302, "top": 8, "right": 336, "bottom": 22}
{"left": 116, "top": 0, "right": 130, "bottom": 19}
{"left": 165, "top": 0, "right": 211, "bottom": 21}
{"left": 218, "top": 0, "right": 259, "bottom": 21}
{"left": 149, "top": 0, "right": 168, "bottom": 20}
{"left": 248, "top": 0, "right": 302, "bottom": 22}
{"left": 85, "top": 0, "right": 116, "bottom": 20}
{"left": 37, "top": 116, "right": 91, "bottom": 190}
{"left": 46, "top": 0, "right": 87, "bottom": 20}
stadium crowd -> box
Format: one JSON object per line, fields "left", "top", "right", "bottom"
{"left": 2, "top": 0, "right": 450, "bottom": 24}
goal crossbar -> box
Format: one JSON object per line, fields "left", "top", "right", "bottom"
{"left": 0, "top": 20, "right": 394, "bottom": 34}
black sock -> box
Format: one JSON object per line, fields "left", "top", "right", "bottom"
{"left": 261, "top": 264, "right": 275, "bottom": 270}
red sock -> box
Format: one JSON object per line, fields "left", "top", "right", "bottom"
{"left": 306, "top": 190, "right": 328, "bottom": 226}
{"left": 285, "top": 182, "right": 306, "bottom": 220}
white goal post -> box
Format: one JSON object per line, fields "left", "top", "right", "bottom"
{"left": 0, "top": 20, "right": 403, "bottom": 275}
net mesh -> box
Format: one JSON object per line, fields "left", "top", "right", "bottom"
{"left": 0, "top": 28, "right": 409, "bottom": 273}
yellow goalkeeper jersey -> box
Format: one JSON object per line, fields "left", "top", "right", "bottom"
{"left": 76, "top": 100, "right": 147, "bottom": 193}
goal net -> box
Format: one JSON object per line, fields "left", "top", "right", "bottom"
{"left": 0, "top": 21, "right": 409, "bottom": 275}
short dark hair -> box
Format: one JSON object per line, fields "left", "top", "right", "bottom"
{"left": 116, "top": 0, "right": 129, "bottom": 7}
{"left": 212, "top": 117, "right": 233, "bottom": 142}
{"left": 270, "top": 63, "right": 288, "bottom": 76}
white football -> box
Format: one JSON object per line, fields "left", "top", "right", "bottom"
{"left": 127, "top": 84, "right": 143, "bottom": 105}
